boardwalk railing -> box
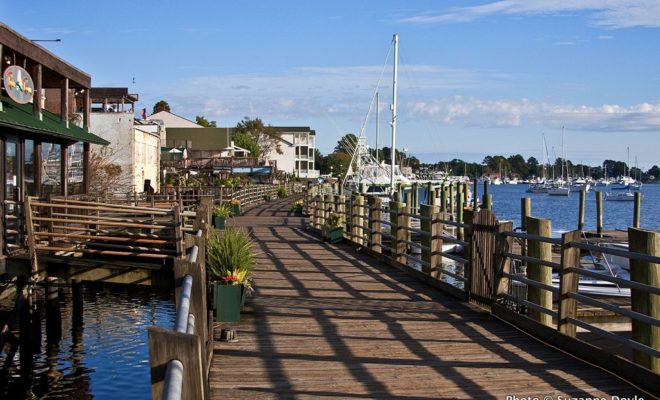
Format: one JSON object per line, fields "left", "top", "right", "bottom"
{"left": 305, "top": 185, "right": 659, "bottom": 392}
{"left": 148, "top": 229, "right": 211, "bottom": 400}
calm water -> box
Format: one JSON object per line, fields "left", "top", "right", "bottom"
{"left": 487, "top": 184, "right": 660, "bottom": 234}
{"left": 408, "top": 183, "right": 660, "bottom": 234}
{"left": 1, "top": 284, "right": 175, "bottom": 399}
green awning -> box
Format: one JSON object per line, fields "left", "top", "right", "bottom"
{"left": 0, "top": 96, "right": 110, "bottom": 145}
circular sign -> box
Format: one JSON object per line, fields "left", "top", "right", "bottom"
{"left": 3, "top": 65, "right": 35, "bottom": 104}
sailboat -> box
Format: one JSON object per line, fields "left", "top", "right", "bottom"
{"left": 548, "top": 127, "right": 570, "bottom": 196}
{"left": 343, "top": 33, "right": 410, "bottom": 196}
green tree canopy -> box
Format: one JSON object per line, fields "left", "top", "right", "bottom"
{"left": 334, "top": 133, "right": 358, "bottom": 154}
{"left": 152, "top": 100, "right": 171, "bottom": 114}
{"left": 234, "top": 117, "right": 283, "bottom": 163}
{"left": 232, "top": 131, "right": 260, "bottom": 159}
{"left": 195, "top": 115, "right": 217, "bottom": 127}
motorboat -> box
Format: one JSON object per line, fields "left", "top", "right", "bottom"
{"left": 605, "top": 191, "right": 640, "bottom": 201}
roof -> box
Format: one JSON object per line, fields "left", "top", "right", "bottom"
{"left": 147, "top": 111, "right": 202, "bottom": 128}
{"left": 273, "top": 126, "right": 316, "bottom": 135}
{"left": 90, "top": 87, "right": 138, "bottom": 104}
{"left": 0, "top": 97, "right": 110, "bottom": 145}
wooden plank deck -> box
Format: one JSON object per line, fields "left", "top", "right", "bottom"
{"left": 209, "top": 198, "right": 649, "bottom": 399}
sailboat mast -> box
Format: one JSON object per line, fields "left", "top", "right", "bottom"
{"left": 376, "top": 91, "right": 379, "bottom": 163}
{"left": 390, "top": 33, "right": 398, "bottom": 192}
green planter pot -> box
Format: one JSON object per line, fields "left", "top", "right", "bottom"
{"left": 322, "top": 227, "right": 344, "bottom": 244}
{"left": 231, "top": 204, "right": 241, "bottom": 216}
{"left": 213, "top": 283, "right": 246, "bottom": 322}
{"left": 213, "top": 216, "right": 226, "bottom": 229}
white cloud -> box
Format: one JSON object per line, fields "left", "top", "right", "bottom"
{"left": 402, "top": 1, "right": 660, "bottom": 29}
{"left": 152, "top": 65, "right": 660, "bottom": 135}
{"left": 406, "top": 97, "right": 660, "bottom": 132}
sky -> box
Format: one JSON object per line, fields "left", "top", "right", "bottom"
{"left": 4, "top": 0, "right": 660, "bottom": 169}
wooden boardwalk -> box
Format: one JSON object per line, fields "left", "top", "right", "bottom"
{"left": 209, "top": 198, "right": 648, "bottom": 399}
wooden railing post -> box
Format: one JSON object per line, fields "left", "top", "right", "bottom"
{"left": 336, "top": 195, "right": 346, "bottom": 238}
{"left": 628, "top": 228, "right": 659, "bottom": 372}
{"left": 369, "top": 196, "right": 382, "bottom": 253}
{"left": 526, "top": 216, "right": 553, "bottom": 327}
{"left": 324, "top": 193, "right": 334, "bottom": 229}
{"left": 313, "top": 195, "right": 321, "bottom": 230}
{"left": 390, "top": 201, "right": 406, "bottom": 264}
{"left": 421, "top": 204, "right": 438, "bottom": 275}
{"left": 558, "top": 230, "right": 581, "bottom": 337}
{"left": 494, "top": 221, "right": 514, "bottom": 298}
{"left": 355, "top": 195, "right": 364, "bottom": 246}
{"left": 456, "top": 192, "right": 464, "bottom": 241}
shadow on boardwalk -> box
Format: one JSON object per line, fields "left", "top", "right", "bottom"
{"left": 210, "top": 197, "right": 648, "bottom": 399}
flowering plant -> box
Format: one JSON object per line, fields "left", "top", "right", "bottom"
{"left": 207, "top": 227, "right": 255, "bottom": 290}
{"left": 230, "top": 198, "right": 241, "bottom": 206}
{"left": 324, "top": 212, "right": 344, "bottom": 229}
{"left": 291, "top": 199, "right": 304, "bottom": 212}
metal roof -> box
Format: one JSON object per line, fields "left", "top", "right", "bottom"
{"left": 0, "top": 97, "right": 110, "bottom": 145}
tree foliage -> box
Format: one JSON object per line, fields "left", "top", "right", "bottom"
{"left": 88, "top": 149, "right": 129, "bottom": 195}
{"left": 195, "top": 115, "right": 217, "bottom": 127}
{"left": 334, "top": 133, "right": 358, "bottom": 154}
{"left": 152, "top": 100, "right": 171, "bottom": 114}
{"left": 232, "top": 131, "right": 260, "bottom": 159}
{"left": 234, "top": 117, "right": 282, "bottom": 163}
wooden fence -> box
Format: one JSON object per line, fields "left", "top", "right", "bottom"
{"left": 305, "top": 185, "right": 660, "bottom": 393}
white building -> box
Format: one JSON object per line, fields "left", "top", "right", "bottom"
{"left": 147, "top": 111, "right": 202, "bottom": 147}
{"left": 268, "top": 127, "right": 319, "bottom": 179}
{"left": 88, "top": 88, "right": 163, "bottom": 193}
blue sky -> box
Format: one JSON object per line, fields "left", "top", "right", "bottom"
{"left": 4, "top": 1, "right": 660, "bottom": 169}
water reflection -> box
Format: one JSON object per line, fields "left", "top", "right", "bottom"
{"left": 0, "top": 283, "right": 175, "bottom": 399}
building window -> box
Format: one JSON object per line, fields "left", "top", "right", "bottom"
{"left": 41, "top": 143, "right": 61, "bottom": 196}
{"left": 24, "top": 139, "right": 34, "bottom": 196}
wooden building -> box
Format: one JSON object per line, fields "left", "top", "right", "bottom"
{"left": 0, "top": 22, "right": 108, "bottom": 204}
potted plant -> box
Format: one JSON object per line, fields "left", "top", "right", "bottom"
{"left": 263, "top": 194, "right": 272, "bottom": 202}
{"left": 277, "top": 186, "right": 288, "bottom": 198}
{"left": 213, "top": 203, "right": 232, "bottom": 229}
{"left": 322, "top": 212, "right": 344, "bottom": 243}
{"left": 291, "top": 199, "right": 304, "bottom": 215}
{"left": 207, "top": 227, "right": 256, "bottom": 322}
{"left": 230, "top": 198, "right": 241, "bottom": 216}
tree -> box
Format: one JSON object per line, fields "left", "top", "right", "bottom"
{"left": 234, "top": 117, "right": 283, "bottom": 163}
{"left": 195, "top": 115, "right": 217, "bottom": 127}
{"left": 325, "top": 152, "right": 352, "bottom": 177}
{"left": 89, "top": 148, "right": 129, "bottom": 195}
{"left": 152, "top": 100, "right": 171, "bottom": 114}
{"left": 646, "top": 165, "right": 659, "bottom": 181}
{"left": 334, "top": 133, "right": 358, "bottom": 154}
{"left": 232, "top": 131, "right": 260, "bottom": 159}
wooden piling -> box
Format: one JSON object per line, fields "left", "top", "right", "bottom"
{"left": 628, "top": 228, "right": 659, "bottom": 372}
{"left": 558, "top": 230, "right": 582, "bottom": 337}
{"left": 440, "top": 187, "right": 448, "bottom": 215}
{"left": 355, "top": 195, "right": 365, "bottom": 246}
{"left": 369, "top": 196, "right": 382, "bottom": 253}
{"left": 45, "top": 277, "right": 62, "bottom": 344}
{"left": 633, "top": 192, "right": 642, "bottom": 228}
{"left": 483, "top": 193, "right": 493, "bottom": 211}
{"left": 390, "top": 202, "right": 407, "bottom": 264}
{"left": 426, "top": 181, "right": 432, "bottom": 205}
{"left": 596, "top": 191, "right": 603, "bottom": 236}
{"left": 521, "top": 198, "right": 531, "bottom": 231}
{"left": 473, "top": 178, "right": 479, "bottom": 210}
{"left": 456, "top": 193, "right": 464, "bottom": 241}
{"left": 578, "top": 190, "right": 586, "bottom": 231}
{"left": 421, "top": 204, "right": 438, "bottom": 275}
{"left": 526, "top": 217, "right": 553, "bottom": 327}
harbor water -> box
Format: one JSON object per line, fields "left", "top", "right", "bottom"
{"left": 407, "top": 183, "right": 660, "bottom": 234}
{"left": 0, "top": 283, "right": 175, "bottom": 399}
